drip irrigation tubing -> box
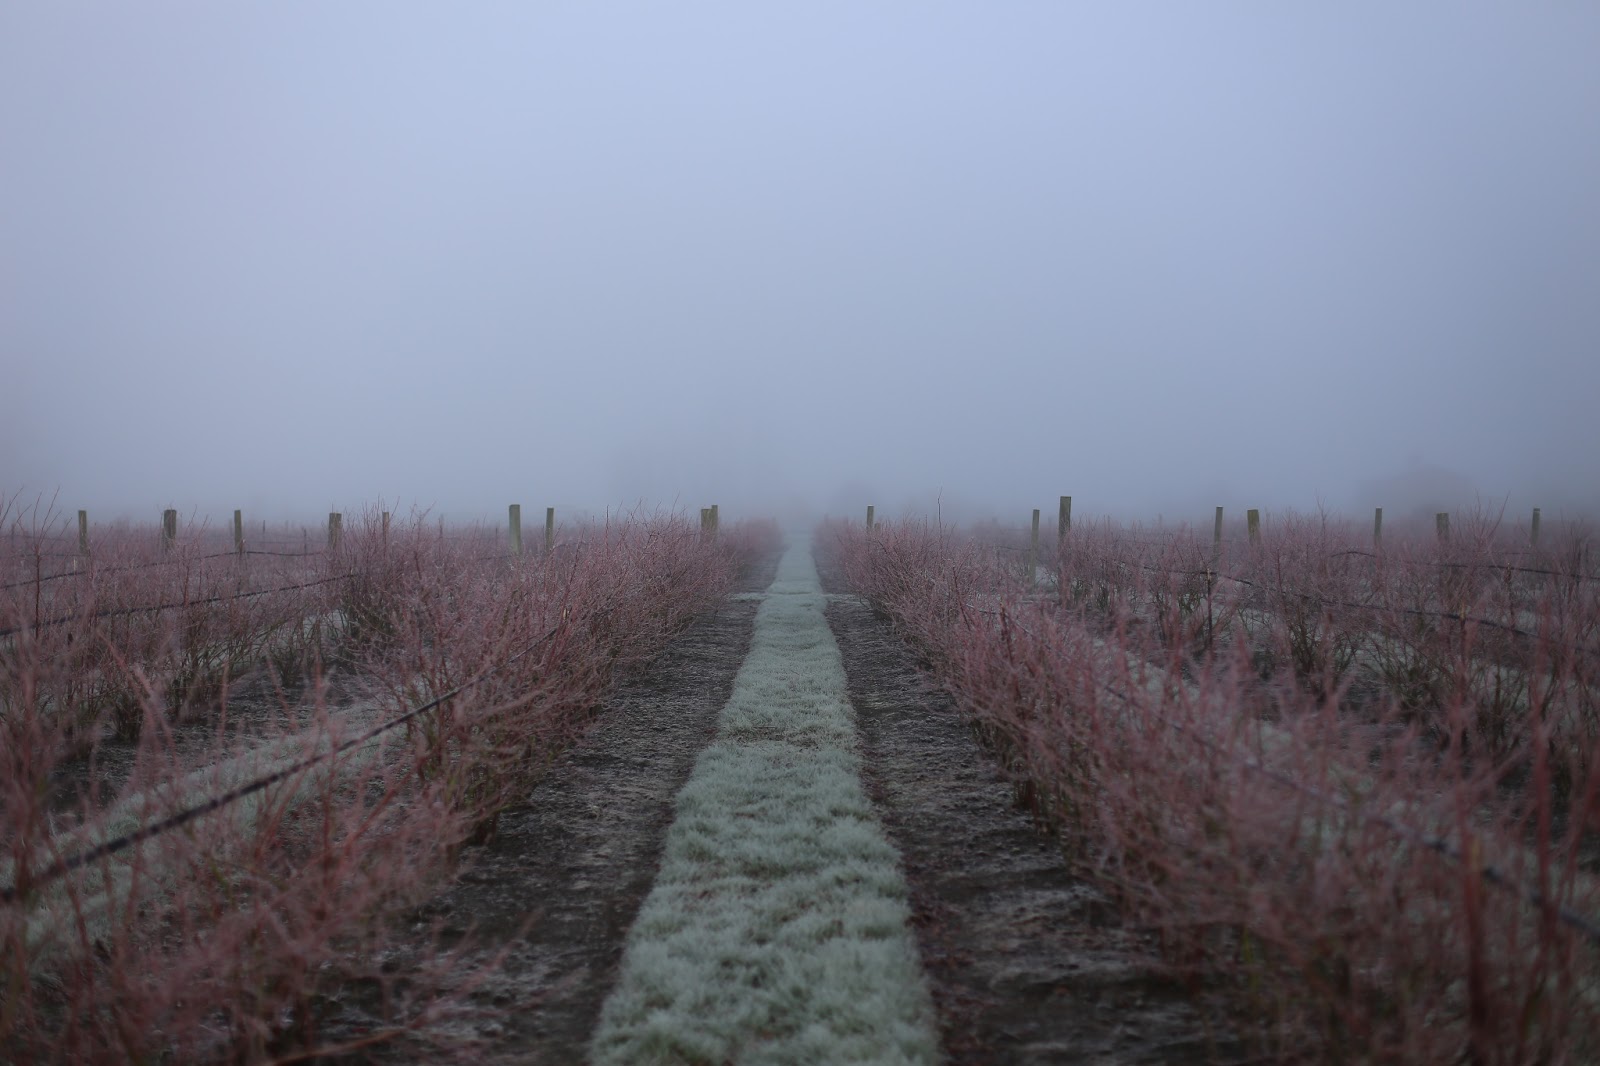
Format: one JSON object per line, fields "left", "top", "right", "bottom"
{"left": 2, "top": 547, "right": 545, "bottom": 637}
{"left": 993, "top": 535, "right": 1597, "bottom": 583}
{"left": 0, "top": 572, "right": 356, "bottom": 639}
{"left": 0, "top": 617, "right": 569, "bottom": 904}
{"left": 1, "top": 549, "right": 327, "bottom": 591}
{"left": 1327, "top": 549, "right": 1600, "bottom": 583}
{"left": 1133, "top": 561, "right": 1600, "bottom": 661}
{"left": 870, "top": 536, "right": 1597, "bottom": 654}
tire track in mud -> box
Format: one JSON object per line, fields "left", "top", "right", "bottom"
{"left": 818, "top": 568, "right": 1249, "bottom": 1064}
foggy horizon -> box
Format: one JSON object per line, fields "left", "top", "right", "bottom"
{"left": 5, "top": 4, "right": 1598, "bottom": 529}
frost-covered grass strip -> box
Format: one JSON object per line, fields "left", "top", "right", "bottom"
{"left": 592, "top": 540, "right": 938, "bottom": 1066}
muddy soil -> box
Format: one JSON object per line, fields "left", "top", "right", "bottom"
{"left": 817, "top": 572, "right": 1250, "bottom": 1063}
{"left": 351, "top": 553, "right": 779, "bottom": 1063}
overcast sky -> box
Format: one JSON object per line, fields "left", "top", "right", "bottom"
{"left": 3, "top": 3, "right": 1597, "bottom": 528}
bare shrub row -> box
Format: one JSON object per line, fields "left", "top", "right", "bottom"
{"left": 831, "top": 515, "right": 1600, "bottom": 1063}
{"left": 1, "top": 502, "right": 773, "bottom": 1062}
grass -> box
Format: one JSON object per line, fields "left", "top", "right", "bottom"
{"left": 592, "top": 538, "right": 937, "bottom": 1066}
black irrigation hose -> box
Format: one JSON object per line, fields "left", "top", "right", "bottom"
{"left": 982, "top": 530, "right": 1597, "bottom": 583}
{"left": 2, "top": 548, "right": 535, "bottom": 635}
{"left": 1328, "top": 549, "right": 1600, "bottom": 584}
{"left": 0, "top": 573, "right": 355, "bottom": 639}
{"left": 0, "top": 620, "right": 565, "bottom": 904}
{"left": 0, "top": 549, "right": 327, "bottom": 591}
{"left": 1108, "top": 559, "right": 1600, "bottom": 661}
{"left": 894, "top": 536, "right": 1590, "bottom": 651}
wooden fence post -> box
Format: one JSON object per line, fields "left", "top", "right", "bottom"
{"left": 78, "top": 510, "right": 89, "bottom": 555}
{"left": 545, "top": 507, "right": 555, "bottom": 553}
{"left": 1531, "top": 507, "right": 1542, "bottom": 549}
{"left": 1213, "top": 506, "right": 1224, "bottom": 549}
{"left": 866, "top": 505, "right": 875, "bottom": 531}
{"left": 381, "top": 511, "right": 391, "bottom": 548}
{"left": 233, "top": 509, "right": 244, "bottom": 555}
{"left": 1247, "top": 508, "right": 1261, "bottom": 545}
{"left": 700, "top": 507, "right": 711, "bottom": 535}
{"left": 1436, "top": 512, "right": 1450, "bottom": 541}
{"left": 710, "top": 504, "right": 719, "bottom": 538}
{"left": 328, "top": 512, "right": 342, "bottom": 552}
{"left": 162, "top": 509, "right": 177, "bottom": 552}
{"left": 1058, "top": 495, "right": 1071, "bottom": 547}
{"left": 1029, "top": 508, "right": 1040, "bottom": 579}
{"left": 1374, "top": 507, "right": 1383, "bottom": 548}
{"left": 509, "top": 504, "right": 523, "bottom": 556}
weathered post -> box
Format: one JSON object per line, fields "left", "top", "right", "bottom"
{"left": 509, "top": 504, "right": 523, "bottom": 556}
{"left": 1029, "top": 508, "right": 1041, "bottom": 581}
{"left": 162, "top": 509, "right": 177, "bottom": 552}
{"left": 1531, "top": 507, "right": 1542, "bottom": 549}
{"left": 1213, "top": 506, "right": 1224, "bottom": 549}
{"left": 381, "top": 511, "right": 391, "bottom": 548}
{"left": 1373, "top": 507, "right": 1383, "bottom": 548}
{"left": 233, "top": 509, "right": 244, "bottom": 555}
{"left": 545, "top": 507, "right": 555, "bottom": 554}
{"left": 78, "top": 510, "right": 89, "bottom": 555}
{"left": 700, "top": 507, "right": 711, "bottom": 535}
{"left": 1436, "top": 512, "right": 1450, "bottom": 541}
{"left": 866, "top": 505, "right": 875, "bottom": 531}
{"left": 328, "top": 512, "right": 342, "bottom": 552}
{"left": 1056, "top": 496, "right": 1072, "bottom": 607}
{"left": 1247, "top": 509, "right": 1261, "bottom": 545}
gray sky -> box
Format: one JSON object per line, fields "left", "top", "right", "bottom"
{"left": 4, "top": 3, "right": 1598, "bottom": 527}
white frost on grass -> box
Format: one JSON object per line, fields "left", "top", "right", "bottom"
{"left": 591, "top": 540, "right": 939, "bottom": 1065}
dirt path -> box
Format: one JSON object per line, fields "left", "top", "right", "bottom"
{"left": 818, "top": 570, "right": 1247, "bottom": 1064}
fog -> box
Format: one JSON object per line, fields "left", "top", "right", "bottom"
{"left": 4, "top": 3, "right": 1598, "bottom": 530}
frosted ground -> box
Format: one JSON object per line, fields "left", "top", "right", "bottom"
{"left": 592, "top": 539, "right": 939, "bottom": 1064}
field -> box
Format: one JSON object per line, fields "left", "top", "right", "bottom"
{"left": 3, "top": 497, "right": 1598, "bottom": 1062}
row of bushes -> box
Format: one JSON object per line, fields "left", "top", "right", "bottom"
{"left": 831, "top": 516, "right": 1600, "bottom": 1063}
{"left": 1, "top": 503, "right": 778, "bottom": 1062}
